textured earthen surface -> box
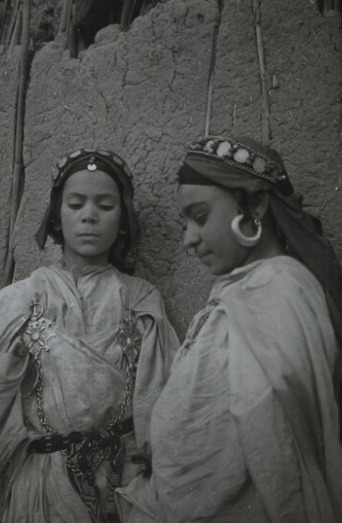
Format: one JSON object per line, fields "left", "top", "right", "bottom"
{"left": 15, "top": 0, "right": 218, "bottom": 337}
{"left": 211, "top": 0, "right": 262, "bottom": 139}
{"left": 0, "top": 45, "right": 20, "bottom": 286}
{"left": 260, "top": 0, "right": 342, "bottom": 258}
{"left": 1, "top": 0, "right": 341, "bottom": 338}
{"left": 30, "top": 0, "right": 62, "bottom": 48}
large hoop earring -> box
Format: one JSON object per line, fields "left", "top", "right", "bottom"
{"left": 231, "top": 214, "right": 262, "bottom": 247}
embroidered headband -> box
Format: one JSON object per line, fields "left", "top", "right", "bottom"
{"left": 178, "top": 135, "right": 294, "bottom": 196}
{"left": 53, "top": 148, "right": 134, "bottom": 192}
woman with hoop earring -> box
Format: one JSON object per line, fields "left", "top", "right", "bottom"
{"left": 116, "top": 134, "right": 342, "bottom": 523}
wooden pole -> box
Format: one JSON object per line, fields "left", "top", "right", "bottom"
{"left": 4, "top": 0, "right": 21, "bottom": 46}
{"left": 7, "top": 10, "right": 22, "bottom": 59}
{"left": 59, "top": 0, "right": 73, "bottom": 34}
{"left": 253, "top": 0, "right": 271, "bottom": 144}
{"left": 4, "top": 0, "right": 30, "bottom": 286}
{"left": 120, "top": 0, "right": 141, "bottom": 30}
{"left": 204, "top": 15, "right": 220, "bottom": 137}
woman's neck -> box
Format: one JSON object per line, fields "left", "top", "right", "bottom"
{"left": 61, "top": 253, "right": 110, "bottom": 279}
{"left": 243, "top": 227, "right": 286, "bottom": 267}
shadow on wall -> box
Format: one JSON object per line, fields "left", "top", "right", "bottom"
{"left": 0, "top": 0, "right": 169, "bottom": 53}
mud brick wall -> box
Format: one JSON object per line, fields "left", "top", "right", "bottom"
{"left": 0, "top": 0, "right": 341, "bottom": 337}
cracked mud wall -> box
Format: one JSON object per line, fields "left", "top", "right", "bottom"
{"left": 1, "top": 0, "right": 341, "bottom": 337}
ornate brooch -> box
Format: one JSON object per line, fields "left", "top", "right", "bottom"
{"left": 22, "top": 300, "right": 56, "bottom": 359}
{"left": 116, "top": 308, "right": 141, "bottom": 376}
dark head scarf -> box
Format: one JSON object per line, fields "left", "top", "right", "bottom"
{"left": 36, "top": 148, "right": 138, "bottom": 272}
{"left": 177, "top": 134, "right": 342, "bottom": 349}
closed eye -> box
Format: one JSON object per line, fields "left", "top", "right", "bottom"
{"left": 98, "top": 204, "right": 115, "bottom": 210}
{"left": 182, "top": 203, "right": 208, "bottom": 226}
{"left": 193, "top": 213, "right": 207, "bottom": 225}
{"left": 68, "top": 203, "right": 83, "bottom": 210}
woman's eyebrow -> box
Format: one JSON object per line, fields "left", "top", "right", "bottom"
{"left": 64, "top": 192, "right": 85, "bottom": 197}
{"left": 64, "top": 192, "right": 119, "bottom": 199}
{"left": 95, "top": 194, "right": 120, "bottom": 200}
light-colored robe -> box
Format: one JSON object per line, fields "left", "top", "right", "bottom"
{"left": 0, "top": 264, "right": 179, "bottom": 522}
{"left": 117, "top": 256, "right": 342, "bottom": 522}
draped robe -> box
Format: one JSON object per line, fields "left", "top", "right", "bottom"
{"left": 0, "top": 264, "right": 178, "bottom": 522}
{"left": 117, "top": 256, "right": 342, "bottom": 523}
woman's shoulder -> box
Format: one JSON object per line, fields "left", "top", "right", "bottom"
{"left": 0, "top": 272, "right": 34, "bottom": 300}
{"left": 116, "top": 270, "right": 164, "bottom": 312}
{"left": 219, "top": 256, "right": 326, "bottom": 313}
{"left": 118, "top": 271, "right": 159, "bottom": 294}
{"left": 212, "top": 256, "right": 332, "bottom": 345}
{"left": 0, "top": 266, "right": 58, "bottom": 301}
{"left": 244, "top": 256, "right": 322, "bottom": 291}
{"left": 0, "top": 269, "right": 46, "bottom": 325}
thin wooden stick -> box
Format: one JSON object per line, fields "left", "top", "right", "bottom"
{"left": 59, "top": 0, "right": 73, "bottom": 34}
{"left": 204, "top": 11, "right": 220, "bottom": 137}
{"left": 4, "top": 0, "right": 21, "bottom": 46}
{"left": 68, "top": 2, "right": 77, "bottom": 57}
{"left": 0, "top": 2, "right": 10, "bottom": 44}
{"left": 6, "top": 11, "right": 22, "bottom": 60}
{"left": 253, "top": 0, "right": 270, "bottom": 144}
{"left": 326, "top": 0, "right": 336, "bottom": 11}
{"left": 120, "top": 0, "right": 142, "bottom": 30}
{"left": 4, "top": 0, "right": 30, "bottom": 286}
{"left": 204, "top": 69, "right": 214, "bottom": 138}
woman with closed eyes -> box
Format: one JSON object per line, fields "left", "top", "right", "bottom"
{"left": 0, "top": 148, "right": 179, "bottom": 523}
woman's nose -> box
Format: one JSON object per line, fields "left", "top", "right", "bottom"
{"left": 81, "top": 205, "right": 97, "bottom": 223}
{"left": 183, "top": 223, "right": 200, "bottom": 249}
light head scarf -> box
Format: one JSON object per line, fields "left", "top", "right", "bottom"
{"left": 36, "top": 148, "right": 138, "bottom": 272}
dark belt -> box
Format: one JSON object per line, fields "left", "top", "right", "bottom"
{"left": 27, "top": 417, "right": 134, "bottom": 454}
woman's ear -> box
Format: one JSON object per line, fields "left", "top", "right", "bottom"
{"left": 248, "top": 191, "right": 269, "bottom": 220}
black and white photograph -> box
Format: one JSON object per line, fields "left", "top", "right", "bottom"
{"left": 0, "top": 1, "right": 342, "bottom": 521}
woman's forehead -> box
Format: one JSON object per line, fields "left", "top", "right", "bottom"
{"left": 62, "top": 169, "right": 121, "bottom": 196}
{"left": 178, "top": 183, "right": 227, "bottom": 201}
{"left": 177, "top": 184, "right": 233, "bottom": 211}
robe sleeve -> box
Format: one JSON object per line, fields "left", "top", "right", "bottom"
{"left": 225, "top": 306, "right": 308, "bottom": 522}
{"left": 115, "top": 279, "right": 178, "bottom": 523}
{"left": 125, "top": 277, "right": 179, "bottom": 449}
{"left": 223, "top": 262, "right": 342, "bottom": 523}
{"left": 0, "top": 279, "right": 33, "bottom": 474}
